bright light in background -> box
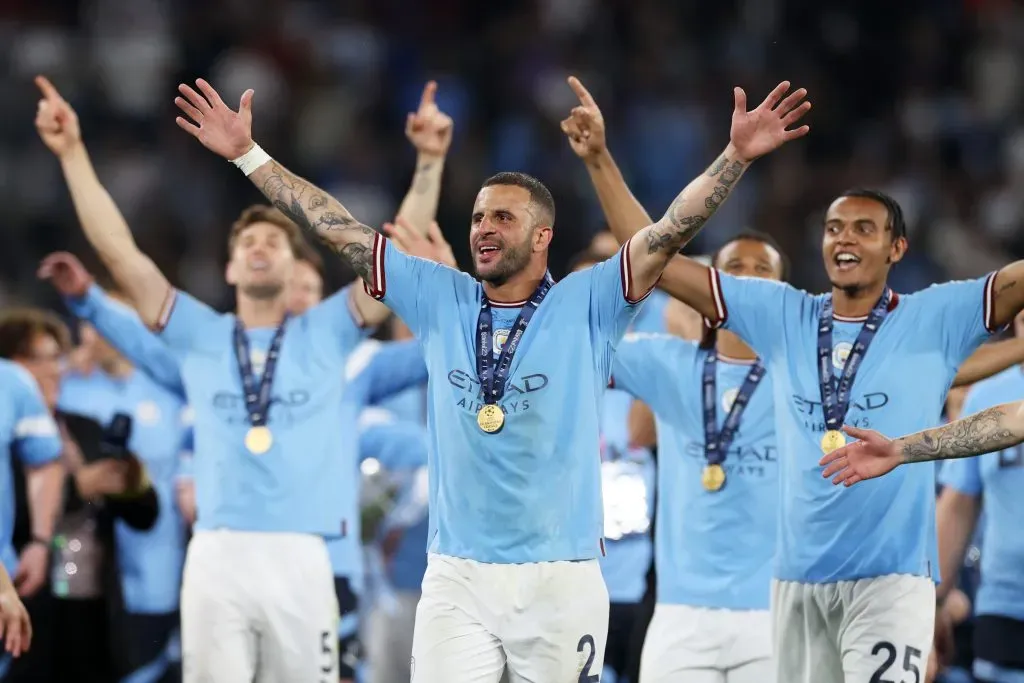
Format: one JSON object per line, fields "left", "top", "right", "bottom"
{"left": 361, "top": 457, "right": 381, "bottom": 476}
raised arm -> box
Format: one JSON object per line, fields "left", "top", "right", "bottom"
{"left": 34, "top": 77, "right": 171, "bottom": 327}
{"left": 175, "top": 79, "right": 385, "bottom": 290}
{"left": 349, "top": 81, "right": 456, "bottom": 325}
{"left": 819, "top": 401, "right": 1024, "bottom": 486}
{"left": 561, "top": 77, "right": 810, "bottom": 317}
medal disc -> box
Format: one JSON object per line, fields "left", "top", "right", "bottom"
{"left": 245, "top": 426, "right": 274, "bottom": 454}
{"left": 820, "top": 429, "right": 847, "bottom": 454}
{"left": 701, "top": 463, "right": 726, "bottom": 492}
{"left": 476, "top": 405, "right": 505, "bottom": 434}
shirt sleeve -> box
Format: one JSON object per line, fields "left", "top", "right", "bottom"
{"left": 303, "top": 285, "right": 371, "bottom": 359}
{"left": 65, "top": 284, "right": 185, "bottom": 397}
{"left": 10, "top": 366, "right": 61, "bottom": 467}
{"left": 589, "top": 237, "right": 655, "bottom": 348}
{"left": 362, "top": 232, "right": 466, "bottom": 339}
{"left": 915, "top": 274, "right": 998, "bottom": 367}
{"left": 155, "top": 290, "right": 224, "bottom": 356}
{"left": 712, "top": 270, "right": 804, "bottom": 362}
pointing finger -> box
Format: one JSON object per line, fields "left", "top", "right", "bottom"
{"left": 194, "top": 79, "right": 225, "bottom": 108}
{"left": 418, "top": 81, "right": 437, "bottom": 110}
{"left": 567, "top": 76, "right": 596, "bottom": 108}
{"left": 34, "top": 75, "right": 61, "bottom": 102}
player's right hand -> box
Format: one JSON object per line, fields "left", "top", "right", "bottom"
{"left": 560, "top": 76, "right": 607, "bottom": 160}
{"left": 818, "top": 425, "right": 901, "bottom": 486}
{"left": 38, "top": 252, "right": 94, "bottom": 298}
{"left": 0, "top": 578, "right": 32, "bottom": 657}
{"left": 174, "top": 78, "right": 255, "bottom": 161}
{"left": 34, "top": 76, "right": 82, "bottom": 158}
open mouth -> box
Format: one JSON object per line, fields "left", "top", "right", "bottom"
{"left": 833, "top": 252, "right": 860, "bottom": 273}
{"left": 476, "top": 244, "right": 500, "bottom": 265}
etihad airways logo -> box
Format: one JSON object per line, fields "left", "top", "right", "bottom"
{"left": 446, "top": 368, "right": 549, "bottom": 417}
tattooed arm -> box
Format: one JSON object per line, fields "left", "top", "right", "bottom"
{"left": 899, "top": 402, "right": 1024, "bottom": 464}
{"left": 622, "top": 148, "right": 749, "bottom": 313}
{"left": 250, "top": 161, "right": 378, "bottom": 282}
{"left": 561, "top": 77, "right": 810, "bottom": 316}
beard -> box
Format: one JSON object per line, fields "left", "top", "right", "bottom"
{"left": 241, "top": 280, "right": 285, "bottom": 300}
{"left": 474, "top": 240, "right": 532, "bottom": 285}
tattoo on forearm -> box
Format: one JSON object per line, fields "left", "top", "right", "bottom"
{"left": 412, "top": 161, "right": 436, "bottom": 195}
{"left": 645, "top": 155, "right": 748, "bottom": 255}
{"left": 251, "top": 162, "right": 376, "bottom": 280}
{"left": 901, "top": 405, "right": 1019, "bottom": 463}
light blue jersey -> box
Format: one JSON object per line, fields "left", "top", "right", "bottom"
{"left": 0, "top": 360, "right": 61, "bottom": 574}
{"left": 630, "top": 289, "right": 669, "bottom": 334}
{"left": 940, "top": 367, "right": 1024, "bottom": 621}
{"left": 156, "top": 286, "right": 366, "bottom": 536}
{"left": 66, "top": 285, "right": 184, "bottom": 396}
{"left": 598, "top": 385, "right": 655, "bottom": 604}
{"left": 709, "top": 269, "right": 997, "bottom": 582}
{"left": 365, "top": 233, "right": 648, "bottom": 562}
{"left": 612, "top": 334, "right": 777, "bottom": 609}
{"left": 58, "top": 368, "right": 190, "bottom": 614}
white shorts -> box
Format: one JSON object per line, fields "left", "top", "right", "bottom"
{"left": 410, "top": 554, "right": 609, "bottom": 683}
{"left": 181, "top": 530, "right": 339, "bottom": 683}
{"left": 639, "top": 603, "right": 773, "bottom": 683}
{"left": 772, "top": 574, "right": 935, "bottom": 683}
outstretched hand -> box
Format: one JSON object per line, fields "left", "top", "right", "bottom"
{"left": 729, "top": 81, "right": 811, "bottom": 162}
{"left": 819, "top": 425, "right": 902, "bottom": 487}
{"left": 406, "top": 81, "right": 454, "bottom": 158}
{"left": 34, "top": 76, "right": 81, "bottom": 158}
{"left": 560, "top": 76, "right": 606, "bottom": 160}
{"left": 38, "top": 252, "right": 93, "bottom": 298}
{"left": 384, "top": 218, "right": 457, "bottom": 269}
{"left": 174, "top": 79, "right": 255, "bottom": 160}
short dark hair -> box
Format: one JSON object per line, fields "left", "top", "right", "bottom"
{"left": 0, "top": 308, "right": 72, "bottom": 360}
{"left": 710, "top": 229, "right": 790, "bottom": 280}
{"left": 228, "top": 204, "right": 308, "bottom": 256}
{"left": 481, "top": 172, "right": 556, "bottom": 227}
{"left": 836, "top": 188, "right": 907, "bottom": 242}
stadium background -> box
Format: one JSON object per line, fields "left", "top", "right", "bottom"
{"left": 0, "top": 0, "right": 1015, "bottom": 680}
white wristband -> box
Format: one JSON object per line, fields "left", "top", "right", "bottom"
{"left": 231, "top": 143, "right": 272, "bottom": 176}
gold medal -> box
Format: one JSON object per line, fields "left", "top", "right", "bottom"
{"left": 701, "top": 463, "right": 726, "bottom": 492}
{"left": 245, "top": 426, "right": 274, "bottom": 454}
{"left": 820, "top": 429, "right": 846, "bottom": 454}
{"left": 476, "top": 404, "right": 505, "bottom": 434}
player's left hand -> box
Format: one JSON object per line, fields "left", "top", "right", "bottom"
{"left": 174, "top": 79, "right": 255, "bottom": 161}
{"left": 13, "top": 542, "right": 48, "bottom": 598}
{"left": 384, "top": 218, "right": 457, "bottom": 269}
{"left": 406, "top": 81, "right": 453, "bottom": 159}
{"left": 818, "top": 425, "right": 901, "bottom": 486}
{"left": 729, "top": 81, "right": 811, "bottom": 162}
{"left": 0, "top": 579, "right": 32, "bottom": 657}
{"left": 560, "top": 76, "right": 607, "bottom": 160}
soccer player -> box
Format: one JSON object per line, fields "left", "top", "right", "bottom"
{"left": 0, "top": 352, "right": 62, "bottom": 677}
{"left": 565, "top": 84, "right": 1024, "bottom": 683}
{"left": 34, "top": 79, "right": 401, "bottom": 682}
{"left": 172, "top": 69, "right": 810, "bottom": 680}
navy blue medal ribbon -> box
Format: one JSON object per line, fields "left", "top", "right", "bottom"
{"left": 701, "top": 353, "right": 766, "bottom": 467}
{"left": 233, "top": 315, "right": 289, "bottom": 430}
{"left": 476, "top": 274, "right": 553, "bottom": 407}
{"left": 816, "top": 290, "right": 891, "bottom": 431}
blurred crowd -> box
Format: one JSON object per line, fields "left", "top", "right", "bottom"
{"left": 0, "top": 0, "right": 1023, "bottom": 309}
